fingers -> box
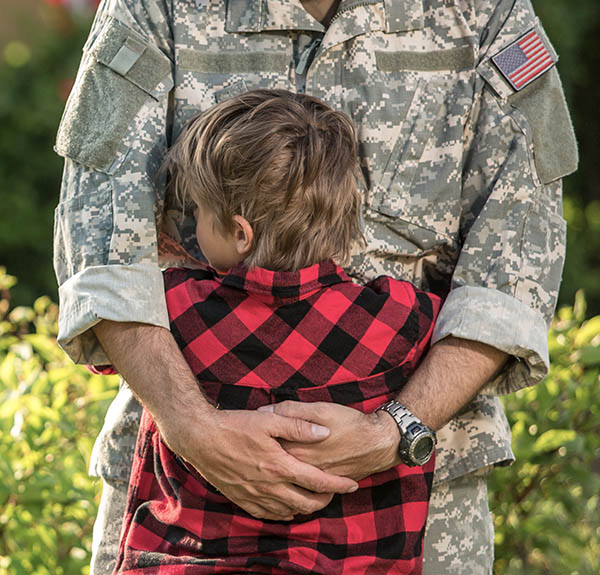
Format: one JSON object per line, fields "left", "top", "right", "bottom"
{"left": 270, "top": 412, "right": 330, "bottom": 444}
{"left": 259, "top": 401, "right": 326, "bottom": 424}
{"left": 241, "top": 486, "right": 334, "bottom": 520}
{"left": 280, "top": 452, "right": 359, "bottom": 495}
{"left": 240, "top": 500, "right": 294, "bottom": 522}
{"left": 274, "top": 486, "right": 334, "bottom": 516}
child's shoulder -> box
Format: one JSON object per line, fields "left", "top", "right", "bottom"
{"left": 357, "top": 275, "right": 442, "bottom": 321}
{"left": 163, "top": 266, "right": 218, "bottom": 291}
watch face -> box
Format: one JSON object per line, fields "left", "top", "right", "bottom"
{"left": 413, "top": 435, "right": 435, "bottom": 463}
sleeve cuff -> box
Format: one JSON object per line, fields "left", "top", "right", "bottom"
{"left": 432, "top": 286, "right": 550, "bottom": 394}
{"left": 57, "top": 263, "right": 170, "bottom": 364}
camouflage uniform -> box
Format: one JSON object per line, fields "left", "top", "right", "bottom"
{"left": 53, "top": 0, "right": 577, "bottom": 573}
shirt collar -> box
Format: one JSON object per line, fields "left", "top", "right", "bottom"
{"left": 225, "top": 0, "right": 423, "bottom": 35}
{"left": 219, "top": 259, "right": 352, "bottom": 304}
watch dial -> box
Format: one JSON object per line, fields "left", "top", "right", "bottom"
{"left": 414, "top": 436, "right": 434, "bottom": 462}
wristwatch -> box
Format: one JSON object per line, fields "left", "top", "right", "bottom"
{"left": 375, "top": 400, "right": 437, "bottom": 467}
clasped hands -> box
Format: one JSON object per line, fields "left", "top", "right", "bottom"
{"left": 161, "top": 401, "right": 400, "bottom": 521}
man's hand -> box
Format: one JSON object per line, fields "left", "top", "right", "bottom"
{"left": 161, "top": 407, "right": 359, "bottom": 520}
{"left": 93, "top": 321, "right": 358, "bottom": 520}
{"left": 259, "top": 402, "right": 400, "bottom": 481}
{"left": 265, "top": 337, "right": 508, "bottom": 480}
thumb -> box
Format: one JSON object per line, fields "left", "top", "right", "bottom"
{"left": 270, "top": 414, "right": 330, "bottom": 443}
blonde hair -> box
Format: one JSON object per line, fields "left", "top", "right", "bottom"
{"left": 164, "top": 89, "right": 363, "bottom": 271}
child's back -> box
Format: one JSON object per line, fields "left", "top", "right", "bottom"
{"left": 113, "top": 90, "right": 441, "bottom": 575}
{"left": 118, "top": 261, "right": 439, "bottom": 574}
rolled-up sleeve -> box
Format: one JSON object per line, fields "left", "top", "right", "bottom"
{"left": 57, "top": 263, "right": 169, "bottom": 364}
{"left": 53, "top": 0, "right": 174, "bottom": 364}
{"left": 433, "top": 0, "right": 578, "bottom": 394}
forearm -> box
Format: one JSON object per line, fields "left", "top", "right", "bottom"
{"left": 92, "top": 319, "right": 357, "bottom": 520}
{"left": 394, "top": 336, "right": 509, "bottom": 431}
{"left": 271, "top": 336, "right": 509, "bottom": 479}
{"left": 92, "top": 320, "right": 213, "bottom": 430}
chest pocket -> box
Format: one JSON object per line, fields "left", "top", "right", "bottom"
{"left": 371, "top": 78, "right": 444, "bottom": 215}
{"left": 364, "top": 74, "right": 461, "bottom": 254}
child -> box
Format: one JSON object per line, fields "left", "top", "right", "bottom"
{"left": 114, "top": 89, "right": 441, "bottom": 575}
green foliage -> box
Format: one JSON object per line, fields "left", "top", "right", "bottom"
{"left": 489, "top": 291, "right": 600, "bottom": 575}
{"left": 0, "top": 269, "right": 119, "bottom": 575}
{"left": 1, "top": 270, "right": 598, "bottom": 574}
{"left": 0, "top": 11, "right": 91, "bottom": 307}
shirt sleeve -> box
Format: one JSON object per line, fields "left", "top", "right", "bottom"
{"left": 53, "top": 0, "right": 174, "bottom": 364}
{"left": 432, "top": 0, "right": 578, "bottom": 394}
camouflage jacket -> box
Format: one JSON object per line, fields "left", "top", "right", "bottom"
{"left": 53, "top": 0, "right": 577, "bottom": 485}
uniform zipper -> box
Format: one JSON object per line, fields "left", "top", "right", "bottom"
{"left": 328, "top": 0, "right": 379, "bottom": 27}
{"left": 296, "top": 37, "right": 323, "bottom": 76}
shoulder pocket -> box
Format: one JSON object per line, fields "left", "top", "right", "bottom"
{"left": 508, "top": 68, "right": 578, "bottom": 184}
{"left": 55, "top": 17, "right": 173, "bottom": 173}
{"left": 477, "top": 25, "right": 578, "bottom": 185}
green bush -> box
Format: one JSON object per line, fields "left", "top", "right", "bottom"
{"left": 490, "top": 292, "right": 600, "bottom": 574}
{"left": 0, "top": 9, "right": 91, "bottom": 307}
{"left": 0, "top": 269, "right": 119, "bottom": 575}
{"left": 0, "top": 269, "right": 598, "bottom": 573}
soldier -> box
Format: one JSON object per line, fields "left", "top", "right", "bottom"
{"left": 53, "top": 1, "right": 577, "bottom": 574}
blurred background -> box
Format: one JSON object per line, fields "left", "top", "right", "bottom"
{"left": 0, "top": 1, "right": 598, "bottom": 574}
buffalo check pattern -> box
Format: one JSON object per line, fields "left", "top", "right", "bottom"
{"left": 114, "top": 261, "right": 441, "bottom": 575}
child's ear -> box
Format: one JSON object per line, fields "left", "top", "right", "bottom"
{"left": 232, "top": 215, "right": 254, "bottom": 257}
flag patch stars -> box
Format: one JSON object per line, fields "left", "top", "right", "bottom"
{"left": 492, "top": 28, "right": 556, "bottom": 91}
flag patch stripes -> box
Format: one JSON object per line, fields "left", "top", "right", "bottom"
{"left": 492, "top": 28, "right": 556, "bottom": 91}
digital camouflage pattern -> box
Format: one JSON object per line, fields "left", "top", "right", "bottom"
{"left": 421, "top": 467, "right": 495, "bottom": 575}
{"left": 53, "top": 0, "right": 577, "bottom": 549}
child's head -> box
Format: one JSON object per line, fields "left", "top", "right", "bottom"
{"left": 164, "top": 89, "right": 363, "bottom": 272}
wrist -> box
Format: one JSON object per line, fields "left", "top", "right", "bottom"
{"left": 367, "top": 410, "right": 402, "bottom": 472}
{"left": 153, "top": 395, "right": 218, "bottom": 457}
{"left": 375, "top": 401, "right": 437, "bottom": 466}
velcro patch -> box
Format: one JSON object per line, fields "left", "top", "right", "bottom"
{"left": 492, "top": 28, "right": 556, "bottom": 91}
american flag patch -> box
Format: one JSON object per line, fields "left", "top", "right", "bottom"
{"left": 492, "top": 28, "right": 556, "bottom": 91}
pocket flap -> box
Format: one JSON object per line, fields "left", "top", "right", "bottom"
{"left": 94, "top": 17, "right": 172, "bottom": 95}
{"left": 383, "top": 0, "right": 424, "bottom": 33}
{"left": 55, "top": 17, "right": 173, "bottom": 172}
{"left": 477, "top": 24, "right": 577, "bottom": 184}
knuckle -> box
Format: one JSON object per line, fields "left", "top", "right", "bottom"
{"left": 309, "top": 477, "right": 326, "bottom": 492}
{"left": 299, "top": 497, "right": 326, "bottom": 515}
{"left": 274, "top": 400, "right": 292, "bottom": 415}
{"left": 243, "top": 483, "right": 260, "bottom": 499}
{"left": 296, "top": 501, "right": 316, "bottom": 515}
{"left": 258, "top": 459, "right": 288, "bottom": 480}
{"left": 292, "top": 418, "right": 309, "bottom": 439}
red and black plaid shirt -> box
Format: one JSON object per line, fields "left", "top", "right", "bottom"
{"left": 115, "top": 260, "right": 441, "bottom": 575}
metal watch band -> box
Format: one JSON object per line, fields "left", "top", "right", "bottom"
{"left": 376, "top": 400, "right": 421, "bottom": 434}
{"left": 375, "top": 400, "right": 437, "bottom": 466}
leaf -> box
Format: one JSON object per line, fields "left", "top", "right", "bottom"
{"left": 532, "top": 429, "right": 577, "bottom": 454}
{"left": 574, "top": 317, "right": 600, "bottom": 347}
{"left": 577, "top": 345, "right": 600, "bottom": 366}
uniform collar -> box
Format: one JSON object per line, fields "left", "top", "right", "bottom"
{"left": 225, "top": 0, "right": 423, "bottom": 35}
{"left": 226, "top": 0, "right": 325, "bottom": 33}
{"left": 219, "top": 259, "right": 352, "bottom": 304}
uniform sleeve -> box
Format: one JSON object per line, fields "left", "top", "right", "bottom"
{"left": 53, "top": 0, "right": 175, "bottom": 364}
{"left": 432, "top": 0, "right": 578, "bottom": 394}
